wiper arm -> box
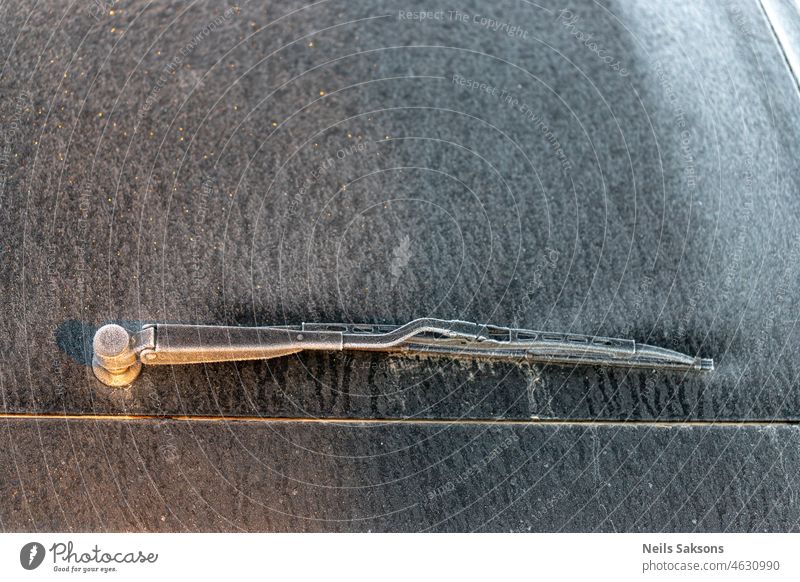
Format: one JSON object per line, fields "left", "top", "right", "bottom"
{"left": 91, "top": 319, "right": 714, "bottom": 387}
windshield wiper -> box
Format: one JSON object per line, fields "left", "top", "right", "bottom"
{"left": 91, "top": 319, "right": 713, "bottom": 386}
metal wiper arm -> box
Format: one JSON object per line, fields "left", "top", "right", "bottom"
{"left": 91, "top": 319, "right": 713, "bottom": 387}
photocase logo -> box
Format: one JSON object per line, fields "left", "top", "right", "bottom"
{"left": 20, "top": 542, "right": 45, "bottom": 570}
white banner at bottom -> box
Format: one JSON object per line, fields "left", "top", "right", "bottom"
{"left": 0, "top": 533, "right": 797, "bottom": 581}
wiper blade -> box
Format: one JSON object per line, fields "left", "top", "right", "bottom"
{"left": 91, "top": 319, "right": 714, "bottom": 387}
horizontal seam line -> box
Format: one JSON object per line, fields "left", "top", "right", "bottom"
{"left": 0, "top": 413, "right": 798, "bottom": 428}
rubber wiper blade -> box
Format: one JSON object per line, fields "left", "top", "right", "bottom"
{"left": 92, "top": 319, "right": 713, "bottom": 387}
